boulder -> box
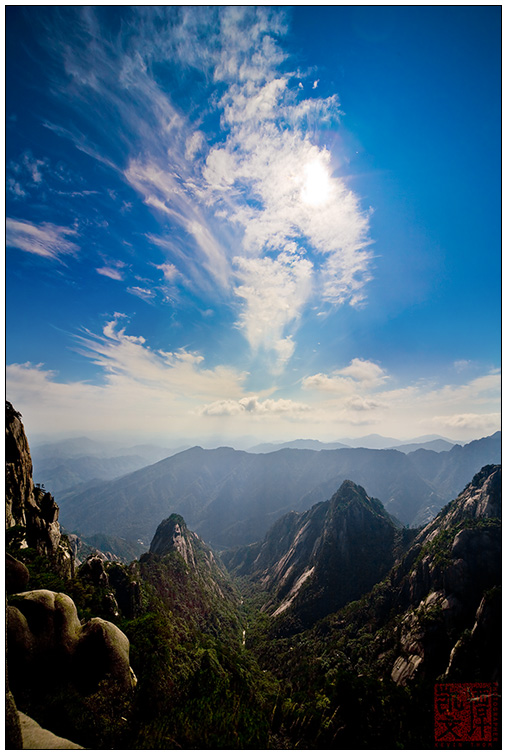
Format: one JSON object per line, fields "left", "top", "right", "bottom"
{"left": 74, "top": 617, "right": 137, "bottom": 694}
{"left": 6, "top": 554, "right": 30, "bottom": 593}
{"left": 7, "top": 589, "right": 136, "bottom": 701}
{"left": 18, "top": 712, "right": 84, "bottom": 749}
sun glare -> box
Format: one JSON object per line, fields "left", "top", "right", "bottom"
{"left": 301, "top": 160, "right": 332, "bottom": 206}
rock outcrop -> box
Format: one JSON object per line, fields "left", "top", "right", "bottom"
{"left": 7, "top": 588, "right": 136, "bottom": 700}
{"left": 372, "top": 465, "right": 501, "bottom": 686}
{"left": 139, "top": 513, "right": 240, "bottom": 629}
{"left": 18, "top": 712, "right": 84, "bottom": 749}
{"left": 6, "top": 402, "right": 73, "bottom": 578}
{"left": 150, "top": 513, "right": 198, "bottom": 566}
{"left": 5, "top": 403, "right": 137, "bottom": 748}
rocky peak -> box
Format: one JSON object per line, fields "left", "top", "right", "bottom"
{"left": 417, "top": 465, "right": 500, "bottom": 545}
{"left": 149, "top": 513, "right": 197, "bottom": 566}
{"left": 5, "top": 402, "right": 73, "bottom": 578}
{"left": 6, "top": 401, "right": 35, "bottom": 530}
{"left": 227, "top": 479, "right": 399, "bottom": 632}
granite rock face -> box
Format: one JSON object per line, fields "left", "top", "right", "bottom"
{"left": 224, "top": 480, "right": 401, "bottom": 632}
{"left": 388, "top": 465, "right": 501, "bottom": 685}
{"left": 150, "top": 514, "right": 198, "bottom": 566}
{"left": 6, "top": 402, "right": 73, "bottom": 578}
{"left": 18, "top": 712, "right": 84, "bottom": 749}
{"left": 6, "top": 553, "right": 30, "bottom": 593}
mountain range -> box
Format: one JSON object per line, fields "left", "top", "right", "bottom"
{"left": 6, "top": 401, "right": 501, "bottom": 749}
{"left": 31, "top": 439, "right": 180, "bottom": 496}
{"left": 31, "top": 433, "right": 463, "bottom": 498}
{"left": 57, "top": 432, "right": 500, "bottom": 549}
{"left": 248, "top": 434, "right": 460, "bottom": 453}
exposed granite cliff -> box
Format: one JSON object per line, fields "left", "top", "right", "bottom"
{"left": 6, "top": 402, "right": 73, "bottom": 578}
{"left": 5, "top": 403, "right": 137, "bottom": 748}
{"left": 224, "top": 480, "right": 406, "bottom": 633}
{"left": 387, "top": 465, "right": 501, "bottom": 685}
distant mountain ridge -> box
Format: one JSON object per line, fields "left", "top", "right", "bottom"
{"left": 31, "top": 439, "right": 181, "bottom": 497}
{"left": 57, "top": 433, "right": 500, "bottom": 548}
{"left": 248, "top": 434, "right": 461, "bottom": 454}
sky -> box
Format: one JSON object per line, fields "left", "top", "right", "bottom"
{"left": 5, "top": 6, "right": 501, "bottom": 446}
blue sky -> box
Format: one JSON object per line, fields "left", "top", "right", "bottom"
{"left": 6, "top": 6, "right": 501, "bottom": 444}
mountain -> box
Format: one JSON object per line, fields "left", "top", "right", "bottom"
{"left": 5, "top": 403, "right": 271, "bottom": 749}
{"left": 57, "top": 433, "right": 500, "bottom": 548}
{"left": 5, "top": 401, "right": 501, "bottom": 749}
{"left": 223, "top": 480, "right": 407, "bottom": 633}
{"left": 32, "top": 454, "right": 157, "bottom": 496}
{"left": 382, "top": 463, "right": 501, "bottom": 685}
{"left": 406, "top": 431, "right": 501, "bottom": 501}
{"left": 248, "top": 434, "right": 461, "bottom": 453}
{"left": 248, "top": 439, "right": 350, "bottom": 453}
{"left": 248, "top": 465, "right": 501, "bottom": 748}
{"left": 5, "top": 403, "right": 138, "bottom": 749}
{"left": 31, "top": 437, "right": 177, "bottom": 461}
{"left": 31, "top": 439, "right": 180, "bottom": 496}
{"left": 391, "top": 438, "right": 456, "bottom": 453}
{"left": 122, "top": 513, "right": 272, "bottom": 748}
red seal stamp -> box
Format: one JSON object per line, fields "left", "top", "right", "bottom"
{"left": 434, "top": 683, "right": 499, "bottom": 746}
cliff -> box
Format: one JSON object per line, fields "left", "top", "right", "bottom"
{"left": 225, "top": 480, "right": 403, "bottom": 632}
{"left": 6, "top": 402, "right": 73, "bottom": 579}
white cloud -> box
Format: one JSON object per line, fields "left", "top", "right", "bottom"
{"left": 5, "top": 317, "right": 500, "bottom": 442}
{"left": 155, "top": 262, "right": 179, "bottom": 282}
{"left": 454, "top": 359, "right": 472, "bottom": 372}
{"left": 297, "top": 361, "right": 500, "bottom": 440}
{"left": 432, "top": 413, "right": 500, "bottom": 432}
{"left": 185, "top": 130, "right": 205, "bottom": 161}
{"left": 6, "top": 218, "right": 79, "bottom": 260}
{"left": 303, "top": 358, "right": 388, "bottom": 393}
{"left": 345, "top": 395, "right": 384, "bottom": 412}
{"left": 73, "top": 317, "right": 247, "bottom": 399}
{"left": 7, "top": 179, "right": 27, "bottom": 198}
{"left": 127, "top": 286, "right": 155, "bottom": 301}
{"left": 96, "top": 266, "right": 124, "bottom": 281}
{"left": 337, "top": 358, "right": 387, "bottom": 386}
{"left": 6, "top": 317, "right": 252, "bottom": 439}
{"left": 198, "top": 396, "right": 311, "bottom": 417}
{"left": 234, "top": 252, "right": 313, "bottom": 370}
{"left": 43, "top": 7, "right": 372, "bottom": 372}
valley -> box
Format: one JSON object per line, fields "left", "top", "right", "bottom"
{"left": 6, "top": 402, "right": 501, "bottom": 749}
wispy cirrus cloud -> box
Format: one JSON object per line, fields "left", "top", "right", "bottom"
{"left": 6, "top": 218, "right": 79, "bottom": 260}
{"left": 155, "top": 262, "right": 179, "bottom": 282}
{"left": 38, "top": 6, "right": 372, "bottom": 372}
{"left": 96, "top": 265, "right": 125, "bottom": 281}
{"left": 127, "top": 286, "right": 156, "bottom": 302}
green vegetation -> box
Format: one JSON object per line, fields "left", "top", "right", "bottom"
{"left": 414, "top": 516, "right": 501, "bottom": 569}
{"left": 7, "top": 488, "right": 501, "bottom": 749}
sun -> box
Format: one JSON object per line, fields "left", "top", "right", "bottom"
{"left": 300, "top": 159, "right": 332, "bottom": 207}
